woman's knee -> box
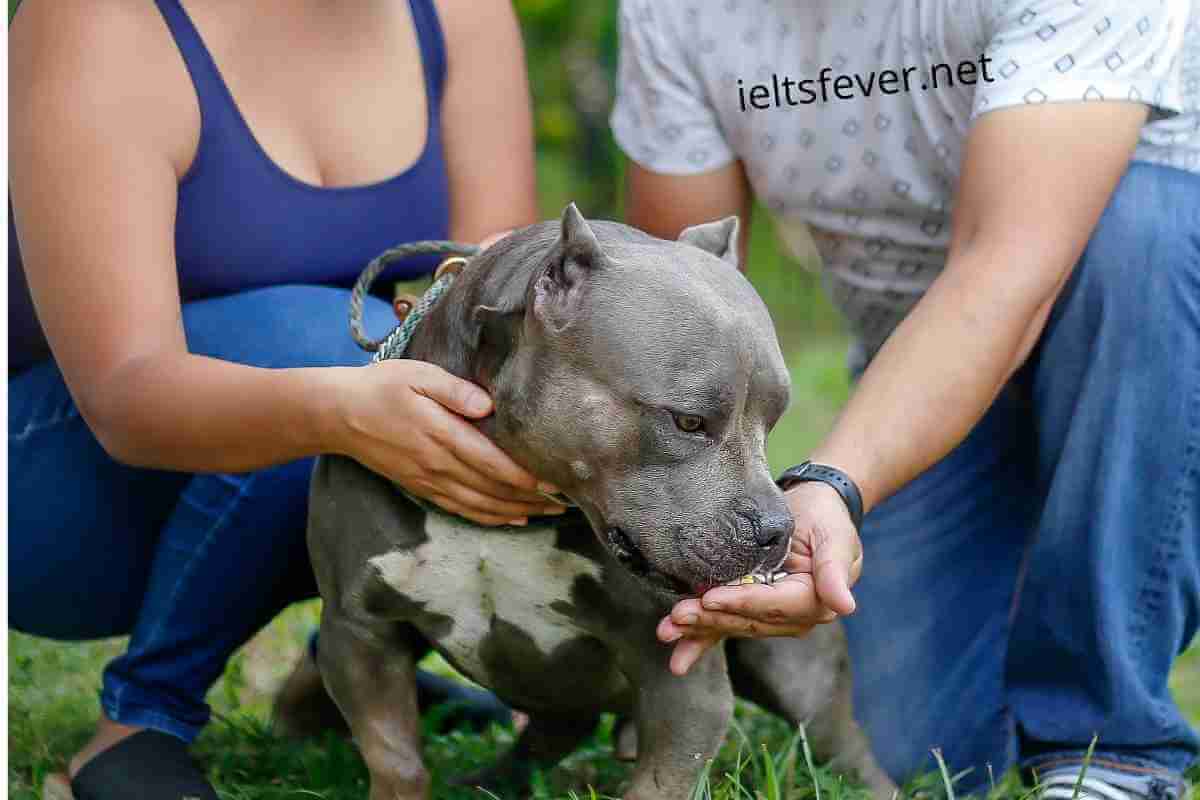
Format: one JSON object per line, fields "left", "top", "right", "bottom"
{"left": 181, "top": 285, "right": 396, "bottom": 370}
{"left": 9, "top": 453, "right": 185, "bottom": 640}
{"left": 9, "top": 366, "right": 187, "bottom": 640}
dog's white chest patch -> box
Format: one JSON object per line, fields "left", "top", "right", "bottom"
{"left": 368, "top": 514, "right": 603, "bottom": 681}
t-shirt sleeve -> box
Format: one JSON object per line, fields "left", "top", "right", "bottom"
{"left": 971, "top": 0, "right": 1191, "bottom": 120}
{"left": 609, "top": 0, "right": 735, "bottom": 175}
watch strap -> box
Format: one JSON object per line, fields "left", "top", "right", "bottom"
{"left": 777, "top": 461, "right": 865, "bottom": 530}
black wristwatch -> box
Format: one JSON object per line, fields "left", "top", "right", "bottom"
{"left": 777, "top": 461, "right": 865, "bottom": 531}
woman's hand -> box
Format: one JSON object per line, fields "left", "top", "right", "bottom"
{"left": 331, "top": 359, "right": 566, "bottom": 526}
{"left": 656, "top": 481, "right": 863, "bottom": 675}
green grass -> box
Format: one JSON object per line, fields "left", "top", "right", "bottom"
{"left": 9, "top": 165, "right": 1200, "bottom": 797}
{"left": 10, "top": 621, "right": 1200, "bottom": 799}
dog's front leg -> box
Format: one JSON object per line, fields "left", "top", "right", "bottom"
{"left": 316, "top": 608, "right": 429, "bottom": 800}
{"left": 623, "top": 645, "right": 734, "bottom": 800}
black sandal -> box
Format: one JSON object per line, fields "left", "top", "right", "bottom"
{"left": 47, "top": 730, "right": 217, "bottom": 800}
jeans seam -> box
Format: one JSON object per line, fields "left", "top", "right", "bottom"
{"left": 8, "top": 405, "right": 81, "bottom": 443}
{"left": 141, "top": 473, "right": 255, "bottom": 650}
{"left": 113, "top": 472, "right": 256, "bottom": 731}
{"left": 1130, "top": 315, "right": 1200, "bottom": 728}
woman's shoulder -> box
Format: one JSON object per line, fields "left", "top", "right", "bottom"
{"left": 12, "top": 0, "right": 177, "bottom": 83}
{"left": 10, "top": 0, "right": 198, "bottom": 176}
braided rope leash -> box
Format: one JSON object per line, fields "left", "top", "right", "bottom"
{"left": 348, "top": 237, "right": 578, "bottom": 514}
{"left": 349, "top": 240, "right": 481, "bottom": 360}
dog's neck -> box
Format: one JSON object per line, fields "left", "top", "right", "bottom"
{"left": 399, "top": 232, "right": 595, "bottom": 520}
{"left": 401, "top": 229, "right": 554, "bottom": 432}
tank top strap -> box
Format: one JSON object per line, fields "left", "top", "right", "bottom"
{"left": 151, "top": 0, "right": 232, "bottom": 125}
{"left": 406, "top": 0, "right": 449, "bottom": 107}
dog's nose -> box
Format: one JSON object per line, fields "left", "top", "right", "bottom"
{"left": 754, "top": 508, "right": 794, "bottom": 549}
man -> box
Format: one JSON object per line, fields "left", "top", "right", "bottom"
{"left": 612, "top": 1, "right": 1199, "bottom": 796}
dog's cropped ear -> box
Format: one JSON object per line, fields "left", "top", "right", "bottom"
{"left": 533, "top": 203, "right": 604, "bottom": 331}
{"left": 678, "top": 216, "right": 740, "bottom": 269}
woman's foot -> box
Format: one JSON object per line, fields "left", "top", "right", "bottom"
{"left": 41, "top": 716, "right": 146, "bottom": 795}
{"left": 44, "top": 718, "right": 216, "bottom": 800}
{"left": 68, "top": 717, "right": 144, "bottom": 780}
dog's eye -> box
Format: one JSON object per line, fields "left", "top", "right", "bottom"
{"left": 673, "top": 413, "right": 705, "bottom": 434}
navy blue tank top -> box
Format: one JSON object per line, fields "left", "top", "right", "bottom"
{"left": 9, "top": 0, "right": 450, "bottom": 372}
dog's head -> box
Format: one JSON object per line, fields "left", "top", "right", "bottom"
{"left": 483, "top": 205, "right": 793, "bottom": 599}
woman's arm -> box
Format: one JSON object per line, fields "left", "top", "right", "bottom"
{"left": 9, "top": 1, "right": 559, "bottom": 526}
{"left": 437, "top": 0, "right": 539, "bottom": 241}
{"left": 660, "top": 99, "right": 1149, "bottom": 674}
{"left": 9, "top": 0, "right": 302, "bottom": 470}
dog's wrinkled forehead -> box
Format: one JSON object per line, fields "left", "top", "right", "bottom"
{"left": 568, "top": 242, "right": 786, "bottom": 400}
{"left": 594, "top": 240, "right": 769, "bottom": 324}
{"left": 519, "top": 205, "right": 790, "bottom": 418}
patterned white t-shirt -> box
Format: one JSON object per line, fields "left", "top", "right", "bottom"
{"left": 611, "top": 0, "right": 1199, "bottom": 364}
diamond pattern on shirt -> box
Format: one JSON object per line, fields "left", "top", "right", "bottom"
{"left": 611, "top": 0, "right": 1198, "bottom": 360}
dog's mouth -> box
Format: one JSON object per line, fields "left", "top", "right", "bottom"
{"left": 605, "top": 526, "right": 694, "bottom": 596}
{"left": 604, "top": 526, "right": 788, "bottom": 598}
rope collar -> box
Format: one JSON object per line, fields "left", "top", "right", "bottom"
{"left": 370, "top": 255, "right": 468, "bottom": 361}
{"left": 349, "top": 241, "right": 480, "bottom": 356}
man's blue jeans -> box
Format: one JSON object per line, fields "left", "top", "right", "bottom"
{"left": 843, "top": 162, "right": 1200, "bottom": 790}
{"left": 9, "top": 285, "right": 397, "bottom": 740}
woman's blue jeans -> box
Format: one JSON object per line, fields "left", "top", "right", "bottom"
{"left": 843, "top": 162, "right": 1200, "bottom": 790}
{"left": 9, "top": 285, "right": 397, "bottom": 740}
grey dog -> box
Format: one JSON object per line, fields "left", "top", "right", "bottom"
{"left": 307, "top": 205, "right": 892, "bottom": 799}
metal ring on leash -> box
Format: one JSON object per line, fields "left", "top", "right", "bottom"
{"left": 388, "top": 256, "right": 470, "bottom": 323}
{"left": 392, "top": 293, "right": 420, "bottom": 322}
{"left": 349, "top": 240, "right": 480, "bottom": 353}
{"left": 434, "top": 255, "right": 470, "bottom": 281}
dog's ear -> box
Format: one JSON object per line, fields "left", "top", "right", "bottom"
{"left": 533, "top": 203, "right": 603, "bottom": 331}
{"left": 678, "top": 216, "right": 740, "bottom": 269}
{"left": 466, "top": 302, "right": 522, "bottom": 387}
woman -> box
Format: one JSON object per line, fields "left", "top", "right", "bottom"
{"left": 9, "top": 0, "right": 565, "bottom": 797}
{"left": 613, "top": 1, "right": 1199, "bottom": 798}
